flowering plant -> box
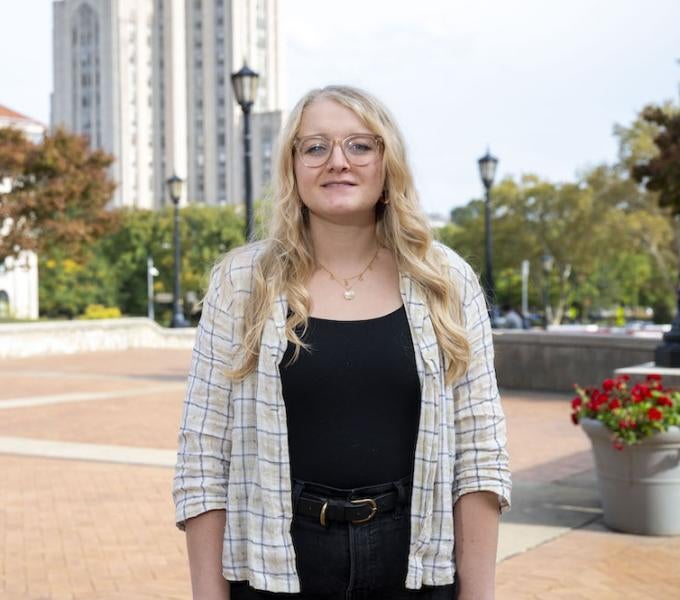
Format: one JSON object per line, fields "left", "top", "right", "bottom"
{"left": 570, "top": 374, "right": 680, "bottom": 449}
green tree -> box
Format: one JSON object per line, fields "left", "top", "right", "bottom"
{"left": 150, "top": 204, "right": 244, "bottom": 319}
{"left": 38, "top": 251, "right": 118, "bottom": 318}
{"left": 91, "top": 204, "right": 244, "bottom": 319}
{"left": 440, "top": 167, "right": 676, "bottom": 324}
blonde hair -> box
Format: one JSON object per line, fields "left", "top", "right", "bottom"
{"left": 226, "top": 85, "right": 470, "bottom": 385}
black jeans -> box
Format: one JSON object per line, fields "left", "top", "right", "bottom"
{"left": 230, "top": 479, "right": 456, "bottom": 600}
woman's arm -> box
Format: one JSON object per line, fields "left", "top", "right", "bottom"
{"left": 173, "top": 260, "right": 238, "bottom": 596}
{"left": 173, "top": 262, "right": 235, "bottom": 527}
{"left": 453, "top": 491, "right": 500, "bottom": 600}
{"left": 186, "top": 510, "right": 231, "bottom": 600}
{"left": 448, "top": 256, "right": 512, "bottom": 599}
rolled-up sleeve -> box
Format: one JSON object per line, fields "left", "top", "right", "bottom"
{"left": 173, "top": 262, "right": 236, "bottom": 530}
{"left": 451, "top": 262, "right": 511, "bottom": 512}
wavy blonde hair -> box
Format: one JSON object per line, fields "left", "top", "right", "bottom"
{"left": 226, "top": 85, "right": 470, "bottom": 385}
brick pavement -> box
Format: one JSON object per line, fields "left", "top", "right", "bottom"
{"left": 0, "top": 348, "right": 678, "bottom": 599}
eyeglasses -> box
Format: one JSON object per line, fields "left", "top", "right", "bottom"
{"left": 293, "top": 134, "right": 384, "bottom": 168}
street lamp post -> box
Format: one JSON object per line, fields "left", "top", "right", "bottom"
{"left": 541, "top": 253, "right": 554, "bottom": 330}
{"left": 231, "top": 63, "right": 260, "bottom": 241}
{"left": 656, "top": 288, "right": 680, "bottom": 366}
{"left": 478, "top": 150, "right": 499, "bottom": 324}
{"left": 166, "top": 174, "right": 188, "bottom": 328}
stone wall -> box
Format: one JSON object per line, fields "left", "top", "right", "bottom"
{"left": 0, "top": 318, "right": 195, "bottom": 359}
{"left": 493, "top": 330, "right": 659, "bottom": 393}
{"left": 3, "top": 320, "right": 665, "bottom": 394}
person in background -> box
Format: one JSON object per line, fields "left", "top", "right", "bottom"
{"left": 501, "top": 304, "right": 524, "bottom": 329}
{"left": 173, "top": 85, "right": 511, "bottom": 600}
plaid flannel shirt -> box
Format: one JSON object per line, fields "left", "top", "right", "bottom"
{"left": 173, "top": 240, "right": 511, "bottom": 593}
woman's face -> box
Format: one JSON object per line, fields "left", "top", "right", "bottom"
{"left": 293, "top": 98, "right": 385, "bottom": 223}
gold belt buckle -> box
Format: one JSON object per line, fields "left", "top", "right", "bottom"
{"left": 319, "top": 501, "right": 329, "bottom": 527}
{"left": 350, "top": 498, "right": 377, "bottom": 524}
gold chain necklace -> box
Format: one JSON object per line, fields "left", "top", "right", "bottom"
{"left": 316, "top": 246, "right": 380, "bottom": 301}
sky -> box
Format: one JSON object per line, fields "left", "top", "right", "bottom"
{"left": 1, "top": 0, "right": 679, "bottom": 216}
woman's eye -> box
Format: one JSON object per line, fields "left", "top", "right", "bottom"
{"left": 349, "top": 143, "right": 370, "bottom": 153}
{"left": 304, "top": 143, "right": 328, "bottom": 155}
{"left": 347, "top": 138, "right": 375, "bottom": 154}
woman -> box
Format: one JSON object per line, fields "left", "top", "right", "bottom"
{"left": 173, "top": 85, "right": 511, "bottom": 600}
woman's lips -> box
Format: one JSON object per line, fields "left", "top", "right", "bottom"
{"left": 321, "top": 182, "right": 356, "bottom": 188}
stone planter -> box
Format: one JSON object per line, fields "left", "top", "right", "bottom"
{"left": 581, "top": 418, "right": 680, "bottom": 535}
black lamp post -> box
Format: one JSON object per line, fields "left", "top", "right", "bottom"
{"left": 478, "top": 149, "right": 499, "bottom": 323}
{"left": 541, "top": 253, "right": 554, "bottom": 330}
{"left": 167, "top": 174, "right": 188, "bottom": 328}
{"left": 231, "top": 63, "right": 259, "bottom": 241}
{"left": 656, "top": 289, "right": 680, "bottom": 366}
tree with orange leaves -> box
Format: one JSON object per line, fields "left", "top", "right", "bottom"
{"left": 0, "top": 127, "right": 119, "bottom": 262}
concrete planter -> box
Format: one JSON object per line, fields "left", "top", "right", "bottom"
{"left": 581, "top": 418, "right": 680, "bottom": 535}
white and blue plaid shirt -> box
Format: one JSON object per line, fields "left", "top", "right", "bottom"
{"left": 173, "top": 240, "right": 511, "bottom": 593}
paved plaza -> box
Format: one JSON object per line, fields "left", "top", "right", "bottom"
{"left": 1, "top": 349, "right": 679, "bottom": 599}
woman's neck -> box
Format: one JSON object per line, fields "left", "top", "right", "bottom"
{"left": 308, "top": 215, "right": 380, "bottom": 273}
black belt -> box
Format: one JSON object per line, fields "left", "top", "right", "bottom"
{"left": 293, "top": 479, "right": 411, "bottom": 526}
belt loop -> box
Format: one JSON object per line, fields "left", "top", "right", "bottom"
{"left": 392, "top": 479, "right": 408, "bottom": 519}
{"left": 292, "top": 479, "right": 305, "bottom": 513}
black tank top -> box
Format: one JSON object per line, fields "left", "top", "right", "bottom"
{"left": 279, "top": 305, "right": 421, "bottom": 488}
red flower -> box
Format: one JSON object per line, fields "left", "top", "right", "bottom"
{"left": 613, "top": 440, "right": 625, "bottom": 451}
{"left": 657, "top": 396, "right": 673, "bottom": 407}
{"left": 572, "top": 375, "right": 678, "bottom": 446}
{"left": 631, "top": 383, "right": 651, "bottom": 403}
{"left": 642, "top": 384, "right": 652, "bottom": 398}
{"left": 648, "top": 407, "right": 663, "bottom": 421}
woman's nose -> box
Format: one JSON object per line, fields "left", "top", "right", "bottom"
{"left": 326, "top": 141, "right": 350, "bottom": 170}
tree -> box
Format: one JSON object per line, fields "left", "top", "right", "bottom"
{"left": 0, "top": 127, "right": 118, "bottom": 262}
{"left": 38, "top": 251, "right": 118, "bottom": 318}
{"left": 91, "top": 204, "right": 244, "bottom": 319}
{"left": 631, "top": 104, "right": 680, "bottom": 214}
{"left": 440, "top": 168, "right": 676, "bottom": 324}
{"left": 0, "top": 127, "right": 31, "bottom": 179}
{"left": 612, "top": 101, "right": 677, "bottom": 172}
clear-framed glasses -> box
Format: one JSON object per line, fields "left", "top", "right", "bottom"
{"left": 293, "top": 134, "right": 384, "bottom": 168}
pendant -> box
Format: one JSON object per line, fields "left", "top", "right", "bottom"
{"left": 344, "top": 290, "right": 355, "bottom": 300}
